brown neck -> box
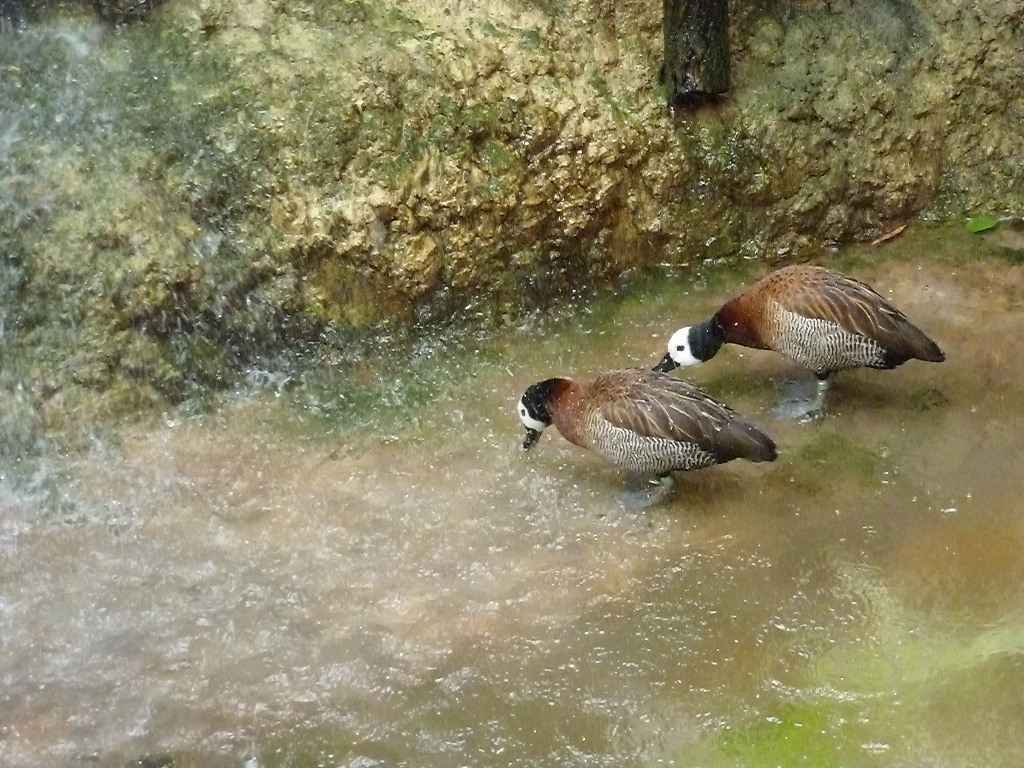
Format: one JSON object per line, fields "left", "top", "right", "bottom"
{"left": 549, "top": 379, "right": 587, "bottom": 446}
{"left": 716, "top": 297, "right": 769, "bottom": 350}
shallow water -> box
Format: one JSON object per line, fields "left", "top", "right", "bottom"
{"left": 3, "top": 237, "right": 1024, "bottom": 767}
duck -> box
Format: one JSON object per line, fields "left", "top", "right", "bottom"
{"left": 517, "top": 369, "right": 777, "bottom": 506}
{"left": 654, "top": 264, "right": 946, "bottom": 420}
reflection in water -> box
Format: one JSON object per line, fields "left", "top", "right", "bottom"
{"left": 3, "top": 252, "right": 1024, "bottom": 767}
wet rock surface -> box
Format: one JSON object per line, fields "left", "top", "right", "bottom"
{"left": 0, "top": 0, "right": 1021, "bottom": 426}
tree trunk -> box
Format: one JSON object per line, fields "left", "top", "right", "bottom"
{"left": 662, "top": 0, "right": 730, "bottom": 108}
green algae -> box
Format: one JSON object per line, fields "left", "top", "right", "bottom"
{"left": 665, "top": 558, "right": 1024, "bottom": 768}
{"left": 713, "top": 699, "right": 893, "bottom": 768}
{"left": 699, "top": 364, "right": 773, "bottom": 401}
{"left": 793, "top": 430, "right": 886, "bottom": 486}
{"left": 903, "top": 385, "right": 949, "bottom": 412}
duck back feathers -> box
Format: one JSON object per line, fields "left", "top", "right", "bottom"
{"left": 542, "top": 370, "right": 776, "bottom": 475}
{"left": 716, "top": 265, "right": 945, "bottom": 374}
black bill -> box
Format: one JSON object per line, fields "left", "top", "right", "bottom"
{"left": 653, "top": 353, "right": 679, "bottom": 373}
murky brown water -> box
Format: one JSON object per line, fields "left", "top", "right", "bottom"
{"left": 3, "top": 234, "right": 1024, "bottom": 767}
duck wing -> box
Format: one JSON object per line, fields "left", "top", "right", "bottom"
{"left": 596, "top": 371, "right": 777, "bottom": 463}
{"left": 770, "top": 267, "right": 945, "bottom": 364}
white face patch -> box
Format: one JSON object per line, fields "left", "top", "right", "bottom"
{"left": 518, "top": 397, "right": 548, "bottom": 432}
{"left": 667, "top": 326, "right": 700, "bottom": 367}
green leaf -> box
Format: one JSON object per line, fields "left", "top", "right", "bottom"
{"left": 966, "top": 215, "right": 998, "bottom": 233}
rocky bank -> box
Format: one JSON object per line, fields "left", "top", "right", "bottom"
{"left": 0, "top": 0, "right": 1021, "bottom": 432}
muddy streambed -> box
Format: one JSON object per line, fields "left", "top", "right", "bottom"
{"left": 2, "top": 234, "right": 1024, "bottom": 767}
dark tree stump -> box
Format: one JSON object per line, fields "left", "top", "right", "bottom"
{"left": 662, "top": 0, "right": 730, "bottom": 108}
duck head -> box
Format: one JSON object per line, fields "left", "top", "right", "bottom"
{"left": 517, "top": 379, "right": 559, "bottom": 450}
{"left": 654, "top": 320, "right": 723, "bottom": 373}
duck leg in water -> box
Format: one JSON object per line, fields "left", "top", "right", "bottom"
{"left": 773, "top": 373, "right": 830, "bottom": 422}
{"left": 616, "top": 474, "right": 676, "bottom": 510}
